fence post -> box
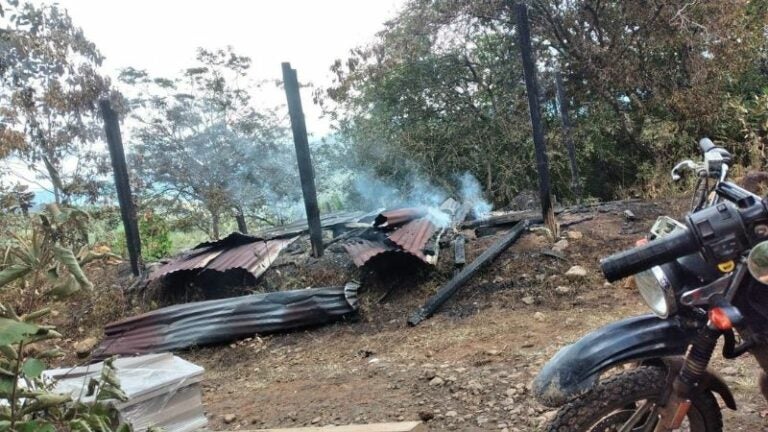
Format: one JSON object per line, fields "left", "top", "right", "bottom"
{"left": 515, "top": 3, "right": 558, "bottom": 237}
{"left": 99, "top": 99, "right": 142, "bottom": 276}
{"left": 281, "top": 62, "right": 324, "bottom": 257}
{"left": 555, "top": 70, "right": 582, "bottom": 201}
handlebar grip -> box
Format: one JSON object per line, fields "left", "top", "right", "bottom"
{"left": 600, "top": 229, "right": 699, "bottom": 282}
{"left": 699, "top": 138, "right": 716, "bottom": 153}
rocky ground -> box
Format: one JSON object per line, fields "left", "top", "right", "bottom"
{"left": 172, "top": 201, "right": 768, "bottom": 431}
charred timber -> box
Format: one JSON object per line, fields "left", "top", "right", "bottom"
{"left": 407, "top": 221, "right": 529, "bottom": 326}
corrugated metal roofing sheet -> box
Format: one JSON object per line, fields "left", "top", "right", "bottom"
{"left": 374, "top": 207, "right": 427, "bottom": 228}
{"left": 342, "top": 239, "right": 395, "bottom": 267}
{"left": 344, "top": 207, "right": 446, "bottom": 267}
{"left": 148, "top": 233, "right": 295, "bottom": 281}
{"left": 387, "top": 218, "right": 437, "bottom": 262}
{"left": 95, "top": 282, "right": 360, "bottom": 358}
{"left": 255, "top": 210, "right": 369, "bottom": 239}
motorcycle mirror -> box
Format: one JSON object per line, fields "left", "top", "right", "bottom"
{"left": 747, "top": 241, "right": 768, "bottom": 284}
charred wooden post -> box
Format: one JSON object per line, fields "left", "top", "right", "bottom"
{"left": 407, "top": 220, "right": 529, "bottom": 326}
{"left": 515, "top": 3, "right": 558, "bottom": 237}
{"left": 453, "top": 235, "right": 466, "bottom": 276}
{"left": 555, "top": 70, "right": 581, "bottom": 201}
{"left": 282, "top": 62, "right": 324, "bottom": 257}
{"left": 99, "top": 99, "right": 141, "bottom": 276}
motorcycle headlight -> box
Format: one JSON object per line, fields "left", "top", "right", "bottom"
{"left": 635, "top": 266, "right": 677, "bottom": 318}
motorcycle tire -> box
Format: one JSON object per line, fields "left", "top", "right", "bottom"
{"left": 545, "top": 366, "right": 722, "bottom": 432}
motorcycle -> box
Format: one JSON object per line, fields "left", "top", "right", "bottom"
{"left": 533, "top": 146, "right": 768, "bottom": 430}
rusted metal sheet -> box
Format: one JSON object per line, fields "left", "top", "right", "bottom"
{"left": 374, "top": 208, "right": 427, "bottom": 228}
{"left": 342, "top": 239, "right": 395, "bottom": 267}
{"left": 148, "top": 233, "right": 294, "bottom": 281}
{"left": 94, "top": 282, "right": 360, "bottom": 358}
{"left": 256, "top": 211, "right": 368, "bottom": 239}
{"left": 344, "top": 206, "right": 448, "bottom": 267}
{"left": 387, "top": 218, "right": 437, "bottom": 262}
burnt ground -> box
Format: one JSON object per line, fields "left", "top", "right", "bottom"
{"left": 167, "top": 200, "right": 768, "bottom": 431}
{"left": 30, "top": 199, "right": 768, "bottom": 431}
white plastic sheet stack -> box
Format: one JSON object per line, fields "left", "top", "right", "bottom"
{"left": 45, "top": 353, "right": 207, "bottom": 432}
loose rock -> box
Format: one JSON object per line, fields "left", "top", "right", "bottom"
{"left": 74, "top": 337, "right": 99, "bottom": 358}
{"left": 429, "top": 377, "right": 445, "bottom": 386}
{"left": 566, "top": 231, "right": 583, "bottom": 240}
{"left": 554, "top": 286, "right": 573, "bottom": 295}
{"left": 565, "top": 265, "right": 588, "bottom": 279}
{"left": 521, "top": 296, "right": 535, "bottom": 305}
{"left": 223, "top": 414, "right": 237, "bottom": 424}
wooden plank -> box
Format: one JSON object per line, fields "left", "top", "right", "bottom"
{"left": 407, "top": 220, "right": 529, "bottom": 326}
{"left": 246, "top": 421, "right": 426, "bottom": 432}
{"left": 282, "top": 62, "right": 324, "bottom": 257}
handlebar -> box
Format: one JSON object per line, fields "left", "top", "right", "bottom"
{"left": 600, "top": 183, "right": 767, "bottom": 282}
{"left": 600, "top": 229, "right": 699, "bottom": 282}
{"left": 699, "top": 137, "right": 716, "bottom": 153}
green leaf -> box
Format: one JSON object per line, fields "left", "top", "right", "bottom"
{"left": 0, "top": 318, "right": 40, "bottom": 345}
{"left": 0, "top": 264, "right": 31, "bottom": 288}
{"left": 0, "top": 376, "right": 13, "bottom": 396}
{"left": 22, "top": 358, "right": 45, "bottom": 379}
{"left": 53, "top": 245, "right": 93, "bottom": 290}
{"left": 16, "top": 420, "right": 55, "bottom": 432}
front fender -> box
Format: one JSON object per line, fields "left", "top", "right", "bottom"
{"left": 533, "top": 314, "right": 697, "bottom": 407}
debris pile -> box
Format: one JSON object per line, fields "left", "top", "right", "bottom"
{"left": 46, "top": 354, "right": 206, "bottom": 432}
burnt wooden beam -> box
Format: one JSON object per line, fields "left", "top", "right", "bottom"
{"left": 515, "top": 3, "right": 558, "bottom": 237}
{"left": 407, "top": 220, "right": 529, "bottom": 326}
{"left": 282, "top": 62, "right": 324, "bottom": 257}
{"left": 453, "top": 235, "right": 466, "bottom": 276}
{"left": 99, "top": 99, "right": 141, "bottom": 276}
{"left": 461, "top": 211, "right": 536, "bottom": 229}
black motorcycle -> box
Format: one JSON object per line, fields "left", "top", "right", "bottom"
{"left": 533, "top": 177, "right": 768, "bottom": 431}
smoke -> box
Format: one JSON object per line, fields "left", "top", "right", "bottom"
{"left": 351, "top": 171, "right": 493, "bottom": 227}
{"left": 352, "top": 173, "right": 447, "bottom": 211}
{"left": 457, "top": 172, "right": 492, "bottom": 218}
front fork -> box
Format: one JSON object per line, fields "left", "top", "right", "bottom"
{"left": 654, "top": 299, "right": 744, "bottom": 431}
{"left": 655, "top": 325, "right": 722, "bottom": 430}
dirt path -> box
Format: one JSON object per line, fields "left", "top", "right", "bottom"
{"left": 182, "top": 209, "right": 768, "bottom": 431}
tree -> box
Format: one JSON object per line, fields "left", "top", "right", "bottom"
{"left": 322, "top": 0, "right": 768, "bottom": 202}
{"left": 0, "top": 0, "right": 113, "bottom": 204}
{"left": 122, "top": 47, "right": 293, "bottom": 239}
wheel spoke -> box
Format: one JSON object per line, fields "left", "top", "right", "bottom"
{"left": 617, "top": 400, "right": 656, "bottom": 432}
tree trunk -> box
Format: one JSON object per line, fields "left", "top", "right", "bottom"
{"left": 42, "top": 155, "right": 64, "bottom": 204}
{"left": 234, "top": 206, "right": 248, "bottom": 234}
{"left": 211, "top": 211, "right": 221, "bottom": 240}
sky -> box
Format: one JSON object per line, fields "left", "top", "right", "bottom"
{"left": 6, "top": 0, "right": 406, "bottom": 193}
{"left": 59, "top": 0, "right": 404, "bottom": 134}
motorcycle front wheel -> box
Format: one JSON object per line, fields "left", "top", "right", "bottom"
{"left": 545, "top": 366, "right": 722, "bottom": 432}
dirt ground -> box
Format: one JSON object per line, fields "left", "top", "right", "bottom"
{"left": 165, "top": 202, "right": 768, "bottom": 431}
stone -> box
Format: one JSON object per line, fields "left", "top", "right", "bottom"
{"left": 521, "top": 296, "right": 535, "bottom": 305}
{"left": 223, "top": 414, "right": 237, "bottom": 424}
{"left": 565, "top": 265, "right": 588, "bottom": 279}
{"left": 566, "top": 231, "right": 583, "bottom": 240}
{"left": 446, "top": 410, "right": 458, "bottom": 418}
{"left": 552, "top": 239, "right": 569, "bottom": 252}
{"left": 429, "top": 377, "right": 445, "bottom": 386}
{"left": 554, "top": 286, "right": 573, "bottom": 295}
{"left": 74, "top": 337, "right": 99, "bottom": 358}
{"left": 311, "top": 416, "right": 321, "bottom": 424}
{"left": 534, "top": 312, "right": 546, "bottom": 321}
